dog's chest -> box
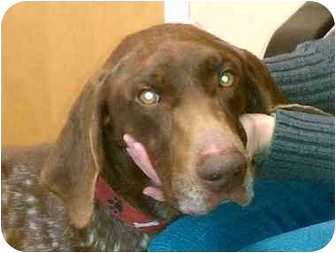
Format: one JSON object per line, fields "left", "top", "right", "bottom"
{"left": 84, "top": 204, "right": 151, "bottom": 251}
{"left": 1, "top": 164, "right": 73, "bottom": 251}
{"left": 2, "top": 163, "right": 151, "bottom": 251}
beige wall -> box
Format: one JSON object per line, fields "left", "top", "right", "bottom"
{"left": 2, "top": 2, "right": 163, "bottom": 146}
{"left": 190, "top": 1, "right": 305, "bottom": 57}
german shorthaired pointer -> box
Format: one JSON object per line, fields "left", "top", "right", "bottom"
{"left": 2, "top": 23, "right": 294, "bottom": 251}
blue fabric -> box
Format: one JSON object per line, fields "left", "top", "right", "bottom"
{"left": 240, "top": 220, "right": 334, "bottom": 252}
{"left": 149, "top": 179, "right": 334, "bottom": 251}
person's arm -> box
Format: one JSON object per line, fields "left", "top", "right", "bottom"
{"left": 240, "top": 110, "right": 335, "bottom": 184}
{"left": 264, "top": 30, "right": 334, "bottom": 114}
{"left": 243, "top": 31, "right": 335, "bottom": 183}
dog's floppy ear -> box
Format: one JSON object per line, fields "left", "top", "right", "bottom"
{"left": 41, "top": 71, "right": 108, "bottom": 228}
{"left": 243, "top": 50, "right": 287, "bottom": 113}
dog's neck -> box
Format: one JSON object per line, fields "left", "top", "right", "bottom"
{"left": 84, "top": 203, "right": 151, "bottom": 251}
{"left": 82, "top": 176, "right": 176, "bottom": 251}
{"left": 78, "top": 140, "right": 178, "bottom": 251}
{"left": 95, "top": 174, "right": 168, "bottom": 233}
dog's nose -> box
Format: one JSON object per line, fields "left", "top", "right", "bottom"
{"left": 196, "top": 151, "right": 246, "bottom": 191}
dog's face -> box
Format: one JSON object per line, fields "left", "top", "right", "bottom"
{"left": 102, "top": 24, "right": 283, "bottom": 215}
{"left": 42, "top": 24, "right": 286, "bottom": 227}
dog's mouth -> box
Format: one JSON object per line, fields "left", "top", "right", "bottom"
{"left": 123, "top": 133, "right": 254, "bottom": 215}
{"left": 123, "top": 134, "right": 165, "bottom": 201}
{"left": 172, "top": 168, "right": 254, "bottom": 216}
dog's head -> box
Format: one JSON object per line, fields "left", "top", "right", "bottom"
{"left": 41, "top": 24, "right": 286, "bottom": 227}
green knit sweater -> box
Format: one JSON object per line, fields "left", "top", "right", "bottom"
{"left": 260, "top": 32, "right": 335, "bottom": 184}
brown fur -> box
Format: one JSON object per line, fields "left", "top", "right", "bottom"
{"left": 2, "top": 24, "right": 287, "bottom": 251}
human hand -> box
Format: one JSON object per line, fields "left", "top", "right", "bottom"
{"left": 239, "top": 113, "right": 275, "bottom": 159}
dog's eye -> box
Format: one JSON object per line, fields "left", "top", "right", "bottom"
{"left": 219, "top": 72, "right": 235, "bottom": 87}
{"left": 138, "top": 90, "right": 160, "bottom": 105}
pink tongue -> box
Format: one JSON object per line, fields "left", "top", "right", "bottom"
{"left": 123, "top": 134, "right": 162, "bottom": 187}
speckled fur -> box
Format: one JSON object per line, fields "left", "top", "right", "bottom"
{"left": 1, "top": 145, "right": 157, "bottom": 251}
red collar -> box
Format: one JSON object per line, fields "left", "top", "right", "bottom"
{"left": 95, "top": 175, "right": 168, "bottom": 234}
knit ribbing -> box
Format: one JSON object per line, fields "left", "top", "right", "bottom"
{"left": 259, "top": 109, "right": 335, "bottom": 184}
{"left": 264, "top": 33, "right": 335, "bottom": 114}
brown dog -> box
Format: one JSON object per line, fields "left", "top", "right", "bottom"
{"left": 2, "top": 24, "right": 287, "bottom": 251}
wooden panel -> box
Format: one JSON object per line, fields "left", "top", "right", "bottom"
{"left": 2, "top": 2, "right": 163, "bottom": 146}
